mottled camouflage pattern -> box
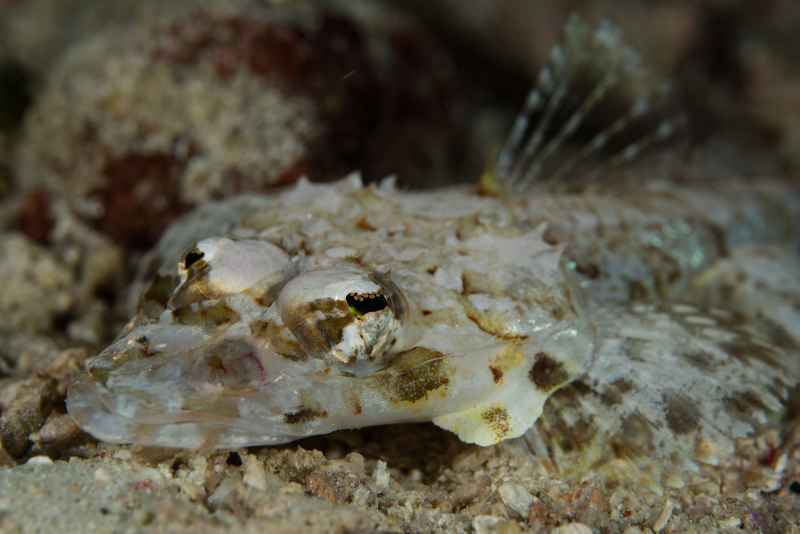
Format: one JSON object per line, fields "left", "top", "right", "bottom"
{"left": 67, "top": 17, "right": 800, "bottom": 489}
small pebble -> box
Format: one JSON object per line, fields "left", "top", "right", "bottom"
{"left": 498, "top": 482, "right": 534, "bottom": 518}
{"left": 94, "top": 467, "right": 111, "bottom": 483}
{"left": 345, "top": 452, "right": 365, "bottom": 473}
{"left": 243, "top": 455, "right": 267, "bottom": 491}
{"left": 113, "top": 449, "right": 132, "bottom": 460}
{"left": 652, "top": 500, "right": 674, "bottom": 532}
{"left": 207, "top": 476, "right": 238, "bottom": 509}
{"left": 718, "top": 517, "right": 742, "bottom": 529}
{"left": 473, "top": 515, "right": 522, "bottom": 534}
{"left": 25, "top": 455, "right": 53, "bottom": 465}
{"left": 551, "top": 523, "right": 593, "bottom": 534}
{"left": 352, "top": 486, "right": 371, "bottom": 507}
{"left": 664, "top": 472, "right": 685, "bottom": 489}
{"left": 374, "top": 460, "right": 390, "bottom": 490}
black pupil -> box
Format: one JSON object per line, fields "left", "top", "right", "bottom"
{"left": 184, "top": 250, "right": 205, "bottom": 269}
{"left": 346, "top": 293, "right": 388, "bottom": 315}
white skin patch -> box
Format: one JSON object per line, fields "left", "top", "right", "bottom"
{"left": 191, "top": 237, "right": 289, "bottom": 293}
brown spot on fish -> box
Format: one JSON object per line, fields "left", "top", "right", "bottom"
{"left": 249, "top": 320, "right": 306, "bottom": 361}
{"left": 284, "top": 408, "right": 328, "bottom": 424}
{"left": 286, "top": 298, "right": 353, "bottom": 354}
{"left": 355, "top": 216, "right": 376, "bottom": 231}
{"left": 557, "top": 416, "right": 596, "bottom": 454}
{"left": 611, "top": 412, "right": 655, "bottom": 458}
{"left": 720, "top": 339, "right": 781, "bottom": 369}
{"left": 461, "top": 272, "right": 475, "bottom": 295}
{"left": 664, "top": 392, "right": 699, "bottom": 435}
{"left": 682, "top": 350, "right": 717, "bottom": 371}
{"left": 462, "top": 299, "right": 528, "bottom": 341}
{"left": 244, "top": 286, "right": 274, "bottom": 307}
{"left": 489, "top": 344, "right": 524, "bottom": 381}
{"left": 530, "top": 352, "right": 569, "bottom": 392}
{"left": 317, "top": 315, "right": 354, "bottom": 347}
{"left": 758, "top": 319, "right": 799, "bottom": 353}
{"left": 600, "top": 378, "right": 635, "bottom": 406}
{"left": 481, "top": 406, "right": 510, "bottom": 440}
{"left": 542, "top": 226, "right": 562, "bottom": 246}
{"left": 173, "top": 301, "right": 240, "bottom": 327}
{"left": 207, "top": 355, "right": 226, "bottom": 373}
{"left": 195, "top": 340, "right": 266, "bottom": 387}
{"left": 575, "top": 262, "right": 600, "bottom": 280}
{"left": 489, "top": 366, "right": 503, "bottom": 384}
{"left": 373, "top": 347, "right": 449, "bottom": 403}
{"left": 169, "top": 272, "right": 222, "bottom": 309}
{"left": 537, "top": 390, "right": 598, "bottom": 455}
{"left": 724, "top": 390, "right": 770, "bottom": 421}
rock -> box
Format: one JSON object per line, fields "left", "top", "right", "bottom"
{"left": 0, "top": 377, "right": 60, "bottom": 459}
{"left": 305, "top": 469, "right": 360, "bottom": 504}
{"left": 651, "top": 500, "right": 674, "bottom": 532}
{"left": 498, "top": 482, "right": 534, "bottom": 518}
{"left": 373, "top": 459, "right": 390, "bottom": 490}
{"left": 30, "top": 412, "right": 90, "bottom": 457}
{"left": 551, "top": 523, "right": 593, "bottom": 534}
{"left": 0, "top": 234, "right": 72, "bottom": 335}
{"left": 473, "top": 515, "right": 523, "bottom": 534}
{"left": 242, "top": 454, "right": 267, "bottom": 491}
{"left": 24, "top": 455, "right": 53, "bottom": 465}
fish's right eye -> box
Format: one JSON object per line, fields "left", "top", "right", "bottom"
{"left": 346, "top": 292, "right": 389, "bottom": 316}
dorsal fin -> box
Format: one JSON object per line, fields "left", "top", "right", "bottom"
{"left": 486, "top": 15, "right": 685, "bottom": 195}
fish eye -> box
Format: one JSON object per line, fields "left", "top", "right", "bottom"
{"left": 277, "top": 267, "right": 416, "bottom": 374}
{"left": 346, "top": 292, "right": 388, "bottom": 316}
{"left": 183, "top": 249, "right": 205, "bottom": 269}
{"left": 170, "top": 238, "right": 290, "bottom": 309}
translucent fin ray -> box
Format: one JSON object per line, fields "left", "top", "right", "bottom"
{"left": 494, "top": 15, "right": 682, "bottom": 194}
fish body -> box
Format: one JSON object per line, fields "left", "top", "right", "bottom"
{"left": 67, "top": 16, "right": 800, "bottom": 484}
{"left": 67, "top": 175, "right": 800, "bottom": 456}
{"left": 68, "top": 175, "right": 594, "bottom": 449}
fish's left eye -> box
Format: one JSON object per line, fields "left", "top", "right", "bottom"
{"left": 346, "top": 292, "right": 388, "bottom": 316}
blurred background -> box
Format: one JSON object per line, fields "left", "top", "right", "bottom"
{"left": 2, "top": 1, "right": 798, "bottom": 240}
{"left": 0, "top": 0, "right": 798, "bottom": 261}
